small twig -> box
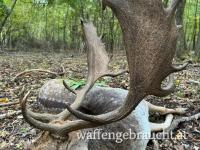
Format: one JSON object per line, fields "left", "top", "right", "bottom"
{"left": 0, "top": 101, "right": 20, "bottom": 107}
{"left": 0, "top": 110, "right": 21, "bottom": 120}
{"left": 19, "top": 86, "right": 26, "bottom": 98}
{"left": 102, "top": 70, "right": 129, "bottom": 78}
{"left": 61, "top": 65, "right": 66, "bottom": 74}
{"left": 13, "top": 69, "right": 63, "bottom": 82}
{"left": 194, "top": 64, "right": 200, "bottom": 67}
{"left": 63, "top": 80, "right": 76, "bottom": 95}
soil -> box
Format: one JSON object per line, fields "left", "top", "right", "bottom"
{"left": 0, "top": 52, "right": 199, "bottom": 150}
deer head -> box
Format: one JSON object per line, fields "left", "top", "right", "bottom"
{"left": 20, "top": 0, "right": 188, "bottom": 138}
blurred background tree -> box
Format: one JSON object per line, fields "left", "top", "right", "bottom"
{"left": 0, "top": 0, "right": 199, "bottom": 61}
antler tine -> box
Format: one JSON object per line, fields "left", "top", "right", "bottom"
{"left": 150, "top": 74, "right": 175, "bottom": 97}
{"left": 153, "top": 62, "right": 190, "bottom": 97}
{"left": 63, "top": 80, "right": 77, "bottom": 95}
{"left": 20, "top": 91, "right": 103, "bottom": 135}
{"left": 59, "top": 91, "right": 144, "bottom": 125}
{"left": 23, "top": 94, "right": 142, "bottom": 134}
{"left": 171, "top": 62, "right": 190, "bottom": 72}
{"left": 19, "top": 21, "right": 128, "bottom": 130}
{"left": 160, "top": 74, "right": 175, "bottom": 95}
{"left": 20, "top": 0, "right": 190, "bottom": 135}
{"left": 20, "top": 91, "right": 61, "bottom": 132}
{"left": 21, "top": 92, "right": 131, "bottom": 134}
{"left": 20, "top": 92, "right": 67, "bottom": 136}
{"left": 26, "top": 109, "right": 57, "bottom": 122}
{"left": 51, "top": 0, "right": 188, "bottom": 129}
{"left": 19, "top": 91, "right": 57, "bottom": 122}
{"left": 64, "top": 89, "right": 146, "bottom": 124}
{"left": 60, "top": 75, "right": 175, "bottom": 125}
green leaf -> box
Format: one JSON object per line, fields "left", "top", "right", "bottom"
{"left": 64, "top": 78, "right": 109, "bottom": 90}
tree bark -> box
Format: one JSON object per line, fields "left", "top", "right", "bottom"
{"left": 192, "top": 0, "right": 199, "bottom": 50}
{"left": 63, "top": 11, "right": 68, "bottom": 50}
{"left": 195, "top": 16, "right": 200, "bottom": 59}
{"left": 45, "top": 6, "right": 48, "bottom": 41}
{"left": 175, "top": 0, "right": 187, "bottom": 58}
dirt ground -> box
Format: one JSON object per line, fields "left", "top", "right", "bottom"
{"left": 0, "top": 52, "right": 199, "bottom": 150}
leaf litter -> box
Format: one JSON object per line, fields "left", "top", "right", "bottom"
{"left": 0, "top": 52, "right": 199, "bottom": 150}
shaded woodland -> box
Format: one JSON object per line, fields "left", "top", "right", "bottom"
{"left": 0, "top": 0, "right": 200, "bottom": 150}
{"left": 0, "top": 0, "right": 200, "bottom": 60}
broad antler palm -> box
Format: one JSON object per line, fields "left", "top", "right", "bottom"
{"left": 20, "top": 21, "right": 128, "bottom": 136}
{"left": 20, "top": 0, "right": 189, "bottom": 137}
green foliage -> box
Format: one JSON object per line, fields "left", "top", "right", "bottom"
{"left": 0, "top": 0, "right": 9, "bottom": 20}
{"left": 0, "top": 0, "right": 200, "bottom": 60}
{"left": 65, "top": 78, "right": 86, "bottom": 90}
{"left": 184, "top": 0, "right": 200, "bottom": 46}
{"left": 64, "top": 78, "right": 109, "bottom": 90}
{"left": 20, "top": 127, "right": 29, "bottom": 134}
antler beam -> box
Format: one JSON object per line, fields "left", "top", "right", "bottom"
{"left": 20, "top": 21, "right": 128, "bottom": 133}
{"left": 20, "top": 0, "right": 189, "bottom": 136}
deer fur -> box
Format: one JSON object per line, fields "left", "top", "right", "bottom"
{"left": 25, "top": 79, "right": 186, "bottom": 150}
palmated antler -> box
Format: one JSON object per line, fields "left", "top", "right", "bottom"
{"left": 20, "top": 0, "right": 189, "bottom": 136}
{"left": 62, "top": 0, "right": 190, "bottom": 123}
{"left": 20, "top": 21, "right": 128, "bottom": 134}
{"left": 58, "top": 21, "right": 128, "bottom": 120}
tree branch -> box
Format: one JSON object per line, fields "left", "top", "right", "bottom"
{"left": 0, "top": 101, "right": 19, "bottom": 107}
{"left": 13, "top": 69, "right": 63, "bottom": 82}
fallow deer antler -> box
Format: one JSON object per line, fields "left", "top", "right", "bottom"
{"left": 57, "top": 21, "right": 128, "bottom": 120}
{"left": 20, "top": 0, "right": 189, "bottom": 135}
{"left": 61, "top": 0, "right": 190, "bottom": 124}
{"left": 20, "top": 21, "right": 128, "bottom": 135}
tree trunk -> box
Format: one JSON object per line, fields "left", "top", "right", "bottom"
{"left": 0, "top": 0, "right": 18, "bottom": 33}
{"left": 195, "top": 16, "right": 200, "bottom": 59}
{"left": 175, "top": 0, "right": 187, "bottom": 58}
{"left": 63, "top": 12, "right": 68, "bottom": 50}
{"left": 192, "top": 0, "right": 199, "bottom": 50}
{"left": 109, "top": 12, "right": 115, "bottom": 58}
{"left": 0, "top": 0, "right": 17, "bottom": 50}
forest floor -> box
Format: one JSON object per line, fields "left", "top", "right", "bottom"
{"left": 0, "top": 52, "right": 199, "bottom": 150}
